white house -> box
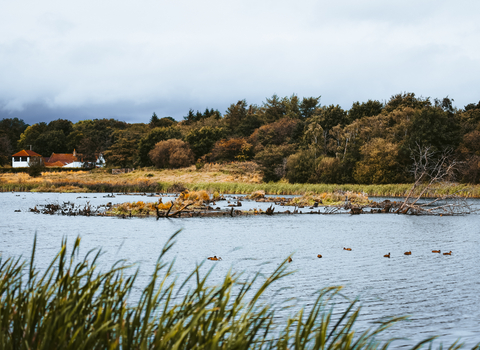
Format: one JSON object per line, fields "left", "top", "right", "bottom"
{"left": 11, "top": 150, "right": 43, "bottom": 168}
{"left": 12, "top": 149, "right": 105, "bottom": 168}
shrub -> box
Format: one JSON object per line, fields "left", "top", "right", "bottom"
{"left": 254, "top": 143, "right": 296, "bottom": 182}
{"left": 210, "top": 138, "right": 253, "bottom": 162}
{"left": 313, "top": 157, "right": 342, "bottom": 184}
{"left": 149, "top": 139, "right": 194, "bottom": 169}
{"left": 184, "top": 126, "right": 224, "bottom": 159}
{"left": 285, "top": 150, "right": 316, "bottom": 184}
{"left": 27, "top": 156, "right": 45, "bottom": 177}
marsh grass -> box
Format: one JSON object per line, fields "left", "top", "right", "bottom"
{"left": 1, "top": 166, "right": 480, "bottom": 198}
{"left": 2, "top": 232, "right": 467, "bottom": 349}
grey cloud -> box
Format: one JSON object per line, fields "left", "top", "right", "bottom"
{"left": 0, "top": 0, "right": 479, "bottom": 123}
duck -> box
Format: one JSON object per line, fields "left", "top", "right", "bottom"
{"left": 343, "top": 247, "right": 352, "bottom": 251}
{"left": 404, "top": 251, "right": 412, "bottom": 255}
{"left": 317, "top": 254, "right": 322, "bottom": 258}
{"left": 384, "top": 253, "right": 390, "bottom": 258}
{"left": 288, "top": 257, "right": 293, "bottom": 263}
{"left": 443, "top": 251, "right": 452, "bottom": 255}
{"left": 432, "top": 250, "right": 441, "bottom": 253}
{"left": 207, "top": 256, "right": 222, "bottom": 261}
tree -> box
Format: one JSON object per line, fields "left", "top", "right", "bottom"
{"left": 34, "top": 130, "right": 68, "bottom": 156}
{"left": 47, "top": 119, "right": 73, "bottom": 137}
{"left": 149, "top": 139, "right": 194, "bottom": 168}
{"left": 209, "top": 138, "right": 253, "bottom": 162}
{"left": 285, "top": 149, "right": 316, "bottom": 183}
{"left": 17, "top": 123, "right": 48, "bottom": 153}
{"left": 249, "top": 118, "right": 299, "bottom": 148}
{"left": 313, "top": 157, "right": 342, "bottom": 184}
{"left": 261, "top": 94, "right": 286, "bottom": 124}
{"left": 150, "top": 112, "right": 160, "bottom": 127}
{"left": 137, "top": 126, "right": 183, "bottom": 166}
{"left": 0, "top": 135, "right": 13, "bottom": 166}
{"left": 456, "top": 130, "right": 480, "bottom": 183}
{"left": 150, "top": 113, "right": 176, "bottom": 128}
{"left": 184, "top": 127, "right": 224, "bottom": 160}
{"left": 304, "top": 117, "right": 324, "bottom": 162}
{"left": 0, "top": 117, "right": 28, "bottom": 152}
{"left": 299, "top": 96, "right": 321, "bottom": 120}
{"left": 103, "top": 124, "right": 149, "bottom": 168}
{"left": 405, "top": 105, "right": 461, "bottom": 155}
{"left": 68, "top": 119, "right": 128, "bottom": 154}
{"left": 223, "top": 100, "right": 248, "bottom": 135}
{"left": 384, "top": 92, "right": 431, "bottom": 113}
{"left": 254, "top": 143, "right": 296, "bottom": 182}
{"left": 183, "top": 108, "right": 221, "bottom": 124}
{"left": 397, "top": 145, "right": 469, "bottom": 215}
{"left": 317, "top": 105, "right": 348, "bottom": 155}
{"left": 348, "top": 100, "right": 383, "bottom": 123}
{"left": 76, "top": 137, "right": 98, "bottom": 168}
{"left": 353, "top": 138, "right": 401, "bottom": 184}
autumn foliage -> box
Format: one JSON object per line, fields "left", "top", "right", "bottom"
{"left": 149, "top": 139, "right": 194, "bottom": 169}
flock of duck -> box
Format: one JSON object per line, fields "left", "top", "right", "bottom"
{"left": 208, "top": 248, "right": 453, "bottom": 263}
{"left": 382, "top": 249, "right": 452, "bottom": 258}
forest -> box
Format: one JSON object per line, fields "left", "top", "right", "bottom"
{"left": 1, "top": 92, "right": 480, "bottom": 184}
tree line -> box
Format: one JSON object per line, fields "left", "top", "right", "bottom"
{"left": 1, "top": 92, "right": 480, "bottom": 184}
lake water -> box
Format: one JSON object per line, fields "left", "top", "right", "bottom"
{"left": 1, "top": 192, "right": 479, "bottom": 348}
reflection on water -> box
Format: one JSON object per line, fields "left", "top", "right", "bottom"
{"left": 1, "top": 192, "right": 480, "bottom": 347}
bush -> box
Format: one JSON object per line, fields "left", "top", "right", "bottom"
{"left": 27, "top": 156, "right": 45, "bottom": 177}
{"left": 285, "top": 150, "right": 316, "bottom": 184}
{"left": 254, "top": 143, "right": 296, "bottom": 182}
{"left": 210, "top": 138, "right": 253, "bottom": 162}
{"left": 184, "top": 126, "right": 224, "bottom": 159}
{"left": 313, "top": 157, "right": 342, "bottom": 184}
{"left": 149, "top": 139, "right": 194, "bottom": 169}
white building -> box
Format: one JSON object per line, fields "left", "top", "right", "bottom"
{"left": 11, "top": 150, "right": 43, "bottom": 168}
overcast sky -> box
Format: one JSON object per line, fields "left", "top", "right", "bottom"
{"left": 1, "top": 0, "right": 479, "bottom": 125}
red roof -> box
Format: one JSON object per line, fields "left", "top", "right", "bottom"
{"left": 48, "top": 153, "right": 78, "bottom": 165}
{"left": 44, "top": 160, "right": 67, "bottom": 167}
{"left": 12, "top": 150, "right": 42, "bottom": 157}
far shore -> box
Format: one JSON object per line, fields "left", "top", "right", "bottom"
{"left": 1, "top": 164, "right": 479, "bottom": 198}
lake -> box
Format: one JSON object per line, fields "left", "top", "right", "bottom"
{"left": 1, "top": 192, "right": 479, "bottom": 348}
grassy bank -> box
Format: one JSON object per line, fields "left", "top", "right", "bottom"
{"left": 2, "top": 233, "right": 470, "bottom": 349}
{"left": 1, "top": 164, "right": 480, "bottom": 197}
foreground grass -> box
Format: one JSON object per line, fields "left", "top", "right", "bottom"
{"left": 1, "top": 163, "right": 479, "bottom": 197}
{"left": 2, "top": 233, "right": 473, "bottom": 349}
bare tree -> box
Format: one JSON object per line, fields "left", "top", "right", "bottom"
{"left": 397, "top": 144, "right": 472, "bottom": 215}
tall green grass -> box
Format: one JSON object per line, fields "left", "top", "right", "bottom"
{"left": 2, "top": 180, "right": 480, "bottom": 197}
{"left": 1, "top": 232, "right": 475, "bottom": 349}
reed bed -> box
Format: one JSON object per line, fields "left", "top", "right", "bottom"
{"left": 1, "top": 168, "right": 480, "bottom": 197}
{"left": 2, "top": 232, "right": 469, "bottom": 350}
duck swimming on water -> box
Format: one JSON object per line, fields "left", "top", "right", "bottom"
{"left": 384, "top": 253, "right": 390, "bottom": 258}
{"left": 208, "top": 256, "right": 222, "bottom": 261}
{"left": 404, "top": 251, "right": 412, "bottom": 255}
{"left": 343, "top": 247, "right": 352, "bottom": 251}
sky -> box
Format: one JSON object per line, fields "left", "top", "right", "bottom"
{"left": 1, "top": 0, "right": 479, "bottom": 125}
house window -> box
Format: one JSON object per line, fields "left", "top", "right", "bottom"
{"left": 14, "top": 157, "right": 20, "bottom": 162}
{"left": 21, "top": 157, "right": 27, "bottom": 162}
